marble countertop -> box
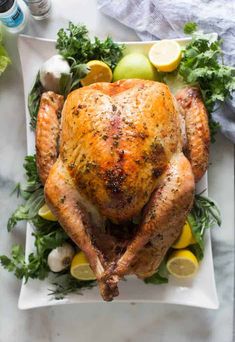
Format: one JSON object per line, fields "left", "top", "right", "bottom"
{"left": 0, "top": 1, "right": 234, "bottom": 341}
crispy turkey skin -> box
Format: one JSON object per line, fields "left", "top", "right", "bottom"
{"left": 36, "top": 79, "right": 209, "bottom": 301}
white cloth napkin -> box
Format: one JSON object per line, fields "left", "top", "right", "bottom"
{"left": 98, "top": 0, "right": 235, "bottom": 143}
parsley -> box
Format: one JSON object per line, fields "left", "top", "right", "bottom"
{"left": 56, "top": 22, "right": 124, "bottom": 70}
{"left": 179, "top": 28, "right": 235, "bottom": 141}
{"left": 1, "top": 153, "right": 92, "bottom": 298}
{"left": 29, "top": 22, "right": 124, "bottom": 126}
{"left": 2, "top": 154, "right": 69, "bottom": 281}
{"left": 183, "top": 22, "right": 198, "bottom": 34}
{"left": 0, "top": 226, "right": 69, "bottom": 282}
{"left": 56, "top": 22, "right": 124, "bottom": 95}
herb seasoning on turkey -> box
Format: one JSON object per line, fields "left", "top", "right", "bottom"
{"left": 36, "top": 80, "right": 207, "bottom": 301}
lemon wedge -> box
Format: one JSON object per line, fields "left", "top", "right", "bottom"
{"left": 81, "top": 60, "right": 112, "bottom": 86}
{"left": 167, "top": 249, "right": 199, "bottom": 279}
{"left": 148, "top": 40, "right": 182, "bottom": 72}
{"left": 70, "top": 251, "right": 96, "bottom": 281}
{"left": 38, "top": 203, "right": 57, "bottom": 221}
{"left": 172, "top": 221, "right": 195, "bottom": 249}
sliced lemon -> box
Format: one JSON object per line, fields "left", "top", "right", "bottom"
{"left": 167, "top": 249, "right": 199, "bottom": 279}
{"left": 148, "top": 40, "right": 182, "bottom": 72}
{"left": 38, "top": 203, "right": 57, "bottom": 221}
{"left": 81, "top": 60, "right": 112, "bottom": 86}
{"left": 172, "top": 221, "right": 195, "bottom": 249}
{"left": 70, "top": 251, "right": 96, "bottom": 281}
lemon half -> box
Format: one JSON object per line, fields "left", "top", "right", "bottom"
{"left": 70, "top": 251, "right": 96, "bottom": 281}
{"left": 81, "top": 60, "right": 112, "bottom": 86}
{"left": 172, "top": 221, "right": 195, "bottom": 249}
{"left": 167, "top": 249, "right": 199, "bottom": 279}
{"left": 148, "top": 40, "right": 182, "bottom": 72}
{"left": 38, "top": 203, "right": 57, "bottom": 221}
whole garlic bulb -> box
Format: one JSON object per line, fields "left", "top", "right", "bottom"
{"left": 47, "top": 242, "right": 75, "bottom": 273}
{"left": 40, "top": 54, "right": 71, "bottom": 93}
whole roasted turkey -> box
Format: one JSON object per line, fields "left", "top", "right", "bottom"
{"left": 36, "top": 79, "right": 210, "bottom": 301}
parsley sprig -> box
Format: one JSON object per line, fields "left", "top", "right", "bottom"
{"left": 180, "top": 23, "right": 235, "bottom": 141}
{"left": 0, "top": 228, "right": 68, "bottom": 281}
{"left": 28, "top": 23, "right": 124, "bottom": 129}
{"left": 56, "top": 22, "right": 124, "bottom": 70}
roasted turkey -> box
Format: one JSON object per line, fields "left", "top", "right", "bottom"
{"left": 36, "top": 79, "right": 210, "bottom": 301}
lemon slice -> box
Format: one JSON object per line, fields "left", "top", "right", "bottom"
{"left": 172, "top": 221, "right": 195, "bottom": 249}
{"left": 81, "top": 60, "right": 112, "bottom": 86}
{"left": 70, "top": 251, "right": 96, "bottom": 281}
{"left": 38, "top": 203, "right": 57, "bottom": 221}
{"left": 148, "top": 40, "right": 182, "bottom": 72}
{"left": 167, "top": 249, "right": 199, "bottom": 279}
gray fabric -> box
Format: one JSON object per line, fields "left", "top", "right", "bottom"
{"left": 98, "top": 0, "right": 235, "bottom": 143}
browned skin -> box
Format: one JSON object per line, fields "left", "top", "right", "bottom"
{"left": 119, "top": 152, "right": 194, "bottom": 279}
{"left": 176, "top": 86, "right": 210, "bottom": 182}
{"left": 36, "top": 79, "right": 209, "bottom": 301}
{"left": 36, "top": 91, "right": 64, "bottom": 185}
{"left": 131, "top": 86, "right": 210, "bottom": 278}
{"left": 59, "top": 79, "right": 179, "bottom": 223}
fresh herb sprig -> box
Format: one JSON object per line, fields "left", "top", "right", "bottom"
{"left": 188, "top": 194, "right": 221, "bottom": 260}
{"left": 0, "top": 225, "right": 69, "bottom": 281}
{"left": 28, "top": 73, "right": 44, "bottom": 130}
{"left": 56, "top": 22, "right": 124, "bottom": 70}
{"left": 28, "top": 23, "right": 124, "bottom": 128}
{"left": 183, "top": 22, "right": 198, "bottom": 35}
{"left": 7, "top": 155, "right": 44, "bottom": 231}
{"left": 56, "top": 23, "right": 124, "bottom": 96}
{"left": 144, "top": 260, "right": 168, "bottom": 285}
{"left": 48, "top": 273, "right": 96, "bottom": 300}
{"left": 180, "top": 23, "right": 235, "bottom": 141}
{"left": 0, "top": 154, "right": 90, "bottom": 299}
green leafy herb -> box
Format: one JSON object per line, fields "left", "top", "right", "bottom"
{"left": 144, "top": 272, "right": 168, "bottom": 285}
{"left": 179, "top": 30, "right": 235, "bottom": 141}
{"left": 0, "top": 226, "right": 69, "bottom": 281}
{"left": 48, "top": 273, "right": 96, "bottom": 300}
{"left": 0, "top": 28, "right": 11, "bottom": 76}
{"left": 183, "top": 22, "right": 198, "bottom": 34}
{"left": 60, "top": 62, "right": 90, "bottom": 96}
{"left": 188, "top": 194, "right": 221, "bottom": 260}
{"left": 56, "top": 22, "right": 124, "bottom": 70}
{"left": 144, "top": 259, "right": 168, "bottom": 285}
{"left": 7, "top": 155, "right": 43, "bottom": 231}
{"left": 7, "top": 188, "right": 44, "bottom": 231}
{"left": 28, "top": 73, "right": 44, "bottom": 130}
{"left": 56, "top": 22, "right": 124, "bottom": 95}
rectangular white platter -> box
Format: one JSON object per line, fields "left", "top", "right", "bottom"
{"left": 17, "top": 35, "right": 219, "bottom": 310}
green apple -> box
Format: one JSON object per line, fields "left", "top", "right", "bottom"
{"left": 113, "top": 53, "right": 157, "bottom": 81}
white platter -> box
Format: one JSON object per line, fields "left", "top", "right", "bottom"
{"left": 17, "top": 35, "right": 219, "bottom": 310}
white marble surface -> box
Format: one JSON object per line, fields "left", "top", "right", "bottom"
{"left": 0, "top": 1, "right": 234, "bottom": 341}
